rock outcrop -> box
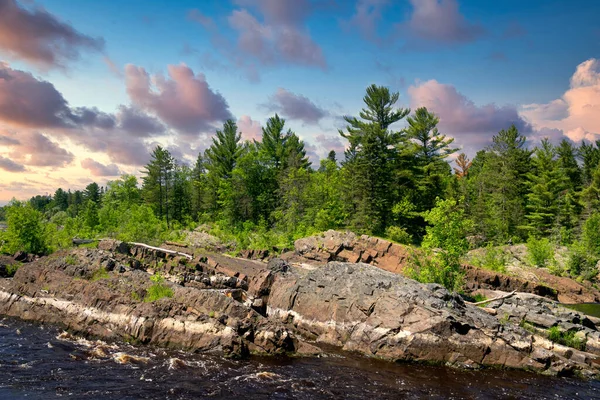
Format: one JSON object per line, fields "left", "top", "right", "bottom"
{"left": 2, "top": 237, "right": 600, "bottom": 378}
{"left": 267, "top": 262, "right": 600, "bottom": 377}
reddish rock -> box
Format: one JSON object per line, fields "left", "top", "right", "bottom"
{"left": 337, "top": 249, "right": 362, "bottom": 263}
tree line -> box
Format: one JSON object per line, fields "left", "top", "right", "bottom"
{"left": 1, "top": 84, "right": 599, "bottom": 283}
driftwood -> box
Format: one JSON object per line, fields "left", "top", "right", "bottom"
{"left": 466, "top": 290, "right": 517, "bottom": 306}
{"left": 130, "top": 242, "right": 193, "bottom": 260}
{"left": 72, "top": 239, "right": 99, "bottom": 245}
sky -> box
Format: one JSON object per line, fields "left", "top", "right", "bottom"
{"left": 0, "top": 0, "right": 599, "bottom": 203}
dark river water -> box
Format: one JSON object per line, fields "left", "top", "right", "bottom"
{"left": 1, "top": 317, "right": 600, "bottom": 399}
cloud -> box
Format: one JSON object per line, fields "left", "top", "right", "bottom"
{"left": 124, "top": 63, "right": 232, "bottom": 136}
{"left": 103, "top": 56, "right": 123, "bottom": 78}
{"left": 521, "top": 58, "right": 600, "bottom": 142}
{"left": 237, "top": 115, "right": 262, "bottom": 141}
{"left": 408, "top": 79, "right": 531, "bottom": 151}
{"left": 0, "top": 155, "right": 25, "bottom": 172}
{"left": 116, "top": 105, "right": 165, "bottom": 137}
{"left": 187, "top": 9, "right": 216, "bottom": 30}
{"left": 315, "top": 133, "right": 346, "bottom": 155}
{"left": 0, "top": 0, "right": 104, "bottom": 69}
{"left": 265, "top": 88, "right": 328, "bottom": 124}
{"left": 189, "top": 0, "right": 326, "bottom": 81}
{"left": 402, "top": 0, "right": 484, "bottom": 46}
{"left": 7, "top": 131, "right": 74, "bottom": 167}
{"left": 342, "top": 0, "right": 389, "bottom": 43}
{"left": 80, "top": 158, "right": 122, "bottom": 177}
{"left": 0, "top": 62, "right": 72, "bottom": 128}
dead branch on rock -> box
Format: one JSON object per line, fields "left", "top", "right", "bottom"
{"left": 130, "top": 242, "right": 193, "bottom": 260}
{"left": 466, "top": 290, "right": 517, "bottom": 306}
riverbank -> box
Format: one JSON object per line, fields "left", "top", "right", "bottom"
{"left": 1, "top": 232, "right": 600, "bottom": 379}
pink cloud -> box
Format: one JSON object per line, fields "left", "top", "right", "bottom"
{"left": 237, "top": 115, "right": 262, "bottom": 141}
{"left": 342, "top": 0, "right": 389, "bottom": 43}
{"left": 124, "top": 63, "right": 232, "bottom": 136}
{"left": 0, "top": 155, "right": 25, "bottom": 172}
{"left": 7, "top": 131, "right": 73, "bottom": 167}
{"left": 408, "top": 79, "right": 531, "bottom": 151}
{"left": 521, "top": 58, "right": 600, "bottom": 142}
{"left": 189, "top": 0, "right": 326, "bottom": 81}
{"left": 80, "top": 158, "right": 122, "bottom": 177}
{"left": 403, "top": 0, "right": 485, "bottom": 45}
{"left": 265, "top": 88, "right": 328, "bottom": 125}
{"left": 0, "top": 0, "right": 104, "bottom": 69}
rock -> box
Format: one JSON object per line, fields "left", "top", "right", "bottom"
{"left": 13, "top": 251, "right": 29, "bottom": 262}
{"left": 267, "top": 258, "right": 289, "bottom": 273}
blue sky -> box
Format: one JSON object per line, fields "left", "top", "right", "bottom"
{"left": 0, "top": 0, "right": 599, "bottom": 201}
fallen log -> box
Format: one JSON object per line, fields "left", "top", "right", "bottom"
{"left": 165, "top": 240, "right": 188, "bottom": 248}
{"left": 130, "top": 242, "right": 193, "bottom": 260}
{"left": 466, "top": 290, "right": 517, "bottom": 306}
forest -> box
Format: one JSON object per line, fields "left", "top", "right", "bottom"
{"left": 1, "top": 84, "right": 599, "bottom": 290}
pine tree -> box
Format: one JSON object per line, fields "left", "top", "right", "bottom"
{"left": 525, "top": 139, "right": 562, "bottom": 236}
{"left": 205, "top": 119, "right": 243, "bottom": 180}
{"left": 339, "top": 84, "right": 410, "bottom": 234}
{"left": 142, "top": 145, "right": 175, "bottom": 226}
{"left": 454, "top": 153, "right": 472, "bottom": 178}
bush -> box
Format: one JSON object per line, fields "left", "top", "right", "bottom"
{"left": 471, "top": 244, "right": 508, "bottom": 273}
{"left": 385, "top": 225, "right": 412, "bottom": 245}
{"left": 526, "top": 236, "right": 554, "bottom": 268}
{"left": 566, "top": 242, "right": 599, "bottom": 281}
{"left": 90, "top": 267, "right": 109, "bottom": 281}
{"left": 405, "top": 198, "right": 472, "bottom": 292}
{"left": 144, "top": 273, "right": 174, "bottom": 302}
{"left": 5, "top": 262, "right": 21, "bottom": 277}
{"left": 1, "top": 202, "right": 48, "bottom": 255}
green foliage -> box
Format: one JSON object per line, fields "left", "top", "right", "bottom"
{"left": 64, "top": 254, "right": 77, "bottom": 265}
{"left": 472, "top": 293, "right": 487, "bottom": 303}
{"left": 405, "top": 198, "right": 472, "bottom": 291}
{"left": 582, "top": 212, "right": 600, "bottom": 257}
{"left": 470, "top": 244, "right": 508, "bottom": 273}
{"left": 384, "top": 225, "right": 412, "bottom": 245}
{"left": 90, "top": 267, "right": 110, "bottom": 281}
{"left": 1, "top": 202, "right": 48, "bottom": 255}
{"left": 547, "top": 326, "right": 586, "bottom": 350}
{"left": 5, "top": 262, "right": 21, "bottom": 277}
{"left": 145, "top": 273, "right": 174, "bottom": 302}
{"left": 567, "top": 241, "right": 599, "bottom": 281}
{"left": 526, "top": 236, "right": 554, "bottom": 268}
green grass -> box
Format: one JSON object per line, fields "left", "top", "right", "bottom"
{"left": 131, "top": 291, "right": 141, "bottom": 301}
{"left": 470, "top": 244, "right": 507, "bottom": 273}
{"left": 472, "top": 293, "right": 487, "bottom": 303}
{"left": 144, "top": 284, "right": 173, "bottom": 302}
{"left": 90, "top": 267, "right": 110, "bottom": 281}
{"left": 547, "top": 326, "right": 586, "bottom": 350}
{"left": 5, "top": 262, "right": 21, "bottom": 277}
{"left": 144, "top": 272, "right": 174, "bottom": 302}
{"left": 65, "top": 254, "right": 77, "bottom": 265}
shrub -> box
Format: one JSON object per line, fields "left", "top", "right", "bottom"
{"left": 90, "top": 267, "right": 110, "bottom": 281}
{"left": 566, "top": 242, "right": 598, "bottom": 281}
{"left": 5, "top": 262, "right": 21, "bottom": 277}
{"left": 526, "top": 236, "right": 554, "bottom": 268}
{"left": 471, "top": 244, "right": 508, "bottom": 273}
{"left": 547, "top": 326, "right": 586, "bottom": 350}
{"left": 405, "top": 198, "right": 472, "bottom": 292}
{"left": 2, "top": 202, "right": 48, "bottom": 255}
{"left": 144, "top": 273, "right": 174, "bottom": 302}
{"left": 65, "top": 254, "right": 77, "bottom": 265}
{"left": 384, "top": 225, "right": 412, "bottom": 245}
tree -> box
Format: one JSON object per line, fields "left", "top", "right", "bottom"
{"left": 142, "top": 145, "right": 175, "bottom": 226}
{"left": 260, "top": 114, "right": 291, "bottom": 171}
{"left": 84, "top": 182, "right": 101, "bottom": 204}
{"left": 53, "top": 188, "right": 69, "bottom": 211}
{"left": 454, "top": 153, "right": 472, "bottom": 178}
{"left": 339, "top": 84, "right": 410, "bottom": 234}
{"left": 525, "top": 139, "right": 562, "bottom": 236}
{"left": 405, "top": 107, "right": 457, "bottom": 213}
{"left": 205, "top": 119, "right": 243, "bottom": 180}
{"left": 2, "top": 201, "right": 48, "bottom": 255}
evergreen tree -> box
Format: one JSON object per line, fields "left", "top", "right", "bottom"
{"left": 453, "top": 153, "right": 472, "bottom": 178}
{"left": 53, "top": 188, "right": 69, "bottom": 211}
{"left": 84, "top": 182, "right": 101, "bottom": 204}
{"left": 205, "top": 119, "right": 243, "bottom": 180}
{"left": 142, "top": 145, "right": 175, "bottom": 226}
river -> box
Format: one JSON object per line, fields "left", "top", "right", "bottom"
{"left": 1, "top": 317, "right": 599, "bottom": 399}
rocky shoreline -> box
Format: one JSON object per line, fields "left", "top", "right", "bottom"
{"left": 1, "top": 232, "right": 600, "bottom": 379}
